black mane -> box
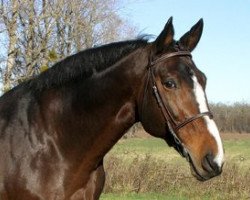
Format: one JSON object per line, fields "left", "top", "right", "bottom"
{"left": 25, "top": 39, "right": 148, "bottom": 91}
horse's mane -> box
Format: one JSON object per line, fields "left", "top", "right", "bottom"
{"left": 23, "top": 39, "right": 148, "bottom": 92}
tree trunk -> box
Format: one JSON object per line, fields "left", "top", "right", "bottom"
{"left": 3, "top": 0, "right": 18, "bottom": 92}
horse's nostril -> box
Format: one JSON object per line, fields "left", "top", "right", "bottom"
{"left": 202, "top": 153, "right": 221, "bottom": 174}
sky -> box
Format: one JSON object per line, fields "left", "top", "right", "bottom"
{"left": 121, "top": 0, "right": 250, "bottom": 103}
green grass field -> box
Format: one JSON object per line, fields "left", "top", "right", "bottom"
{"left": 100, "top": 135, "right": 250, "bottom": 200}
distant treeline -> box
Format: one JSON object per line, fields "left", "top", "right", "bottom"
{"left": 126, "top": 102, "right": 250, "bottom": 137}
{"left": 210, "top": 102, "right": 250, "bottom": 133}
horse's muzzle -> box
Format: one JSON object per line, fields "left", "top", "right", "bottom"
{"left": 189, "top": 153, "right": 223, "bottom": 181}
{"left": 202, "top": 153, "right": 223, "bottom": 176}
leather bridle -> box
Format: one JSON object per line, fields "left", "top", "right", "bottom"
{"left": 142, "top": 51, "right": 213, "bottom": 157}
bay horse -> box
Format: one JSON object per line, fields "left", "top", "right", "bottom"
{"left": 0, "top": 17, "right": 224, "bottom": 200}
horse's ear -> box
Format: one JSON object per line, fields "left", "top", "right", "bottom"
{"left": 179, "top": 19, "right": 203, "bottom": 51}
{"left": 154, "top": 17, "right": 174, "bottom": 54}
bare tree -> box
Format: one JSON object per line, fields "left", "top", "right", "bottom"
{"left": 0, "top": 0, "right": 18, "bottom": 91}
{"left": 0, "top": 0, "right": 137, "bottom": 91}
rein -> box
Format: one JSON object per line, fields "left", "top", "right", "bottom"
{"left": 143, "top": 51, "right": 213, "bottom": 157}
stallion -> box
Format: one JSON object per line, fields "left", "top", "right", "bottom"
{"left": 0, "top": 17, "right": 224, "bottom": 199}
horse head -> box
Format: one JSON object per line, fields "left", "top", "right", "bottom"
{"left": 139, "top": 17, "right": 224, "bottom": 181}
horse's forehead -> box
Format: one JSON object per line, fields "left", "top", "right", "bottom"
{"left": 164, "top": 60, "right": 195, "bottom": 82}
{"left": 159, "top": 56, "right": 191, "bottom": 72}
{"left": 175, "top": 58, "right": 204, "bottom": 83}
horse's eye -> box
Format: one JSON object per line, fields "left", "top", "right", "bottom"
{"left": 164, "top": 80, "right": 177, "bottom": 89}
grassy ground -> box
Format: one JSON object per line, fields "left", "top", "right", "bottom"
{"left": 100, "top": 134, "right": 250, "bottom": 200}
{"left": 101, "top": 193, "right": 186, "bottom": 200}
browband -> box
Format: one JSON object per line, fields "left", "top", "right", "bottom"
{"left": 150, "top": 51, "right": 192, "bottom": 66}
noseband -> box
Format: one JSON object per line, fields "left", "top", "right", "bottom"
{"left": 143, "top": 51, "right": 213, "bottom": 157}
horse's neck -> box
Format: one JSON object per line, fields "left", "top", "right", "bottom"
{"left": 40, "top": 48, "right": 148, "bottom": 169}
